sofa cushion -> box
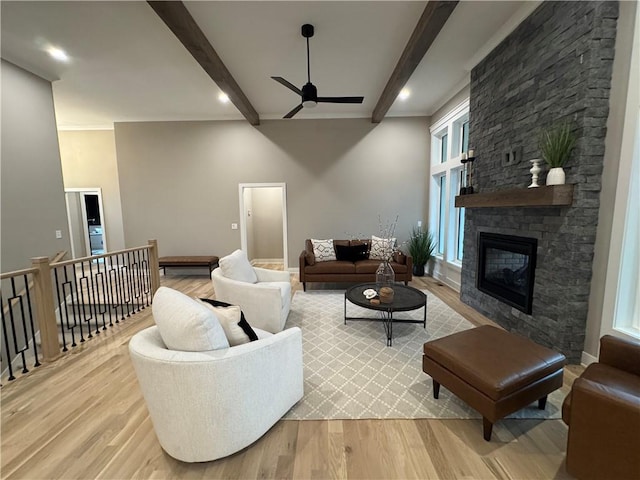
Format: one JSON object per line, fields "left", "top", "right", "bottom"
{"left": 354, "top": 260, "right": 408, "bottom": 274}
{"left": 152, "top": 287, "right": 229, "bottom": 352}
{"left": 311, "top": 239, "right": 337, "bottom": 262}
{"left": 335, "top": 243, "right": 369, "bottom": 262}
{"left": 219, "top": 249, "right": 258, "bottom": 283}
{"left": 370, "top": 235, "right": 396, "bottom": 260}
{"left": 304, "top": 260, "right": 356, "bottom": 275}
{"left": 197, "top": 298, "right": 258, "bottom": 341}
{"left": 305, "top": 239, "right": 316, "bottom": 266}
{"left": 354, "top": 259, "right": 382, "bottom": 274}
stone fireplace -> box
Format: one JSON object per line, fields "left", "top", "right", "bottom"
{"left": 459, "top": 1, "right": 618, "bottom": 363}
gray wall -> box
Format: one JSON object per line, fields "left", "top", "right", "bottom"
{"left": 460, "top": 1, "right": 618, "bottom": 363}
{"left": 58, "top": 129, "right": 126, "bottom": 252}
{"left": 1, "top": 60, "right": 71, "bottom": 271}
{"left": 114, "top": 117, "right": 429, "bottom": 266}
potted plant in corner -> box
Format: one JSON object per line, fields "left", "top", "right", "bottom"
{"left": 539, "top": 121, "right": 577, "bottom": 185}
{"left": 407, "top": 226, "right": 436, "bottom": 277}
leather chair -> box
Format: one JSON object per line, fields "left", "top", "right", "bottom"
{"left": 562, "top": 335, "right": 640, "bottom": 479}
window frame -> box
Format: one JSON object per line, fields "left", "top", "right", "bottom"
{"left": 429, "top": 99, "right": 469, "bottom": 271}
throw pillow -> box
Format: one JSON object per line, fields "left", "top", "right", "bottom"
{"left": 369, "top": 235, "right": 396, "bottom": 260}
{"left": 198, "top": 298, "right": 258, "bottom": 342}
{"left": 196, "top": 300, "right": 251, "bottom": 346}
{"left": 152, "top": 286, "right": 229, "bottom": 352}
{"left": 335, "top": 244, "right": 369, "bottom": 262}
{"left": 311, "top": 239, "right": 337, "bottom": 262}
{"left": 219, "top": 249, "right": 258, "bottom": 283}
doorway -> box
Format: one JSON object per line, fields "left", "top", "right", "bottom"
{"left": 65, "top": 188, "right": 107, "bottom": 258}
{"left": 239, "top": 183, "right": 288, "bottom": 269}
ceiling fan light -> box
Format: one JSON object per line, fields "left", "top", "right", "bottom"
{"left": 302, "top": 100, "right": 317, "bottom": 108}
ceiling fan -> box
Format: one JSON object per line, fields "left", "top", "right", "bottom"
{"left": 272, "top": 24, "right": 364, "bottom": 119}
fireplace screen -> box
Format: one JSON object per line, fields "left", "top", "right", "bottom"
{"left": 477, "top": 232, "right": 537, "bottom": 314}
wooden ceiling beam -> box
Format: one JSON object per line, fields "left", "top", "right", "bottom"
{"left": 148, "top": 1, "right": 260, "bottom": 125}
{"left": 371, "top": 1, "right": 459, "bottom": 123}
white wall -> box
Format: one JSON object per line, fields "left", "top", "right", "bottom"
{"left": 113, "top": 117, "right": 429, "bottom": 266}
{"left": 1, "top": 60, "right": 71, "bottom": 271}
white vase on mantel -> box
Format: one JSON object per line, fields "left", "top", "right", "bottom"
{"left": 546, "top": 167, "right": 566, "bottom": 186}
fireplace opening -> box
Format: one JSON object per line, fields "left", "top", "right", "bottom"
{"left": 477, "top": 232, "right": 537, "bottom": 314}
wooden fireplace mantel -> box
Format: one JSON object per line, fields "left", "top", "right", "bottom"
{"left": 454, "top": 184, "right": 574, "bottom": 208}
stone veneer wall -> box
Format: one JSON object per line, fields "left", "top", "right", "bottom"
{"left": 460, "top": 1, "right": 619, "bottom": 363}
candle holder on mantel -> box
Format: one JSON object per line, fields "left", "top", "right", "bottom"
{"left": 459, "top": 153, "right": 469, "bottom": 195}
{"left": 528, "top": 158, "right": 542, "bottom": 188}
{"left": 459, "top": 149, "right": 476, "bottom": 195}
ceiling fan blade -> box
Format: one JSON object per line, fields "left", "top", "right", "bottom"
{"left": 283, "top": 104, "right": 304, "bottom": 119}
{"left": 317, "top": 96, "right": 364, "bottom": 104}
{"left": 271, "top": 76, "right": 303, "bottom": 96}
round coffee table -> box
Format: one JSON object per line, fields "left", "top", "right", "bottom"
{"left": 344, "top": 283, "right": 427, "bottom": 346}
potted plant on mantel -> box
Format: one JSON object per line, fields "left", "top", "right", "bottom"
{"left": 407, "top": 226, "right": 436, "bottom": 277}
{"left": 539, "top": 121, "right": 577, "bottom": 186}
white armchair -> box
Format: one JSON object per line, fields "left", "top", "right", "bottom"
{"left": 212, "top": 266, "right": 291, "bottom": 333}
{"left": 129, "top": 325, "right": 303, "bottom": 463}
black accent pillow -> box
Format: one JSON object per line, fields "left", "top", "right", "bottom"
{"left": 199, "top": 298, "right": 258, "bottom": 341}
{"left": 335, "top": 244, "right": 369, "bottom": 262}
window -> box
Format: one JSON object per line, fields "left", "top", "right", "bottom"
{"left": 457, "top": 207, "right": 465, "bottom": 261}
{"left": 429, "top": 99, "right": 469, "bottom": 281}
{"left": 440, "top": 133, "right": 448, "bottom": 163}
{"left": 437, "top": 175, "right": 446, "bottom": 254}
{"left": 461, "top": 121, "right": 469, "bottom": 154}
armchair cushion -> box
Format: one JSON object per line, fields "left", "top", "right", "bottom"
{"left": 196, "top": 300, "right": 258, "bottom": 346}
{"left": 152, "top": 287, "right": 229, "bottom": 352}
{"left": 198, "top": 298, "right": 258, "bottom": 342}
{"left": 219, "top": 249, "right": 258, "bottom": 283}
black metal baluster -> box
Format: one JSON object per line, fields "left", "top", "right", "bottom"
{"left": 24, "top": 275, "right": 41, "bottom": 367}
{"left": 120, "top": 253, "right": 131, "bottom": 318}
{"left": 70, "top": 264, "right": 86, "bottom": 343}
{"left": 53, "top": 267, "right": 69, "bottom": 351}
{"left": 133, "top": 250, "right": 143, "bottom": 312}
{"left": 61, "top": 266, "right": 78, "bottom": 347}
{"left": 94, "top": 260, "right": 108, "bottom": 331}
{"left": 142, "top": 248, "right": 151, "bottom": 306}
{"left": 78, "top": 262, "right": 92, "bottom": 339}
{"left": 8, "top": 278, "right": 29, "bottom": 374}
{"left": 109, "top": 255, "right": 121, "bottom": 323}
{"left": 1, "top": 291, "right": 16, "bottom": 381}
{"left": 106, "top": 255, "right": 117, "bottom": 326}
{"left": 116, "top": 254, "right": 125, "bottom": 321}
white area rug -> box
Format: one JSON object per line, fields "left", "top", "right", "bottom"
{"left": 283, "top": 290, "right": 563, "bottom": 420}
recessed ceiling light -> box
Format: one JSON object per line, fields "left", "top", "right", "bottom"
{"left": 398, "top": 88, "right": 410, "bottom": 100}
{"left": 218, "top": 92, "right": 229, "bottom": 103}
{"left": 46, "top": 46, "right": 69, "bottom": 62}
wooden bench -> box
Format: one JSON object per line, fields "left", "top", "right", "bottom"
{"left": 159, "top": 256, "right": 219, "bottom": 276}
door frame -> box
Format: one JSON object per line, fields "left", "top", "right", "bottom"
{"left": 64, "top": 187, "right": 107, "bottom": 258}
{"left": 238, "top": 183, "right": 289, "bottom": 269}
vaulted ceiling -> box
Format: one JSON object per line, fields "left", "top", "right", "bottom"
{"left": 1, "top": 1, "right": 539, "bottom": 128}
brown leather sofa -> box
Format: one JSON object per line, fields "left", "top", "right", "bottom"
{"left": 562, "top": 335, "right": 640, "bottom": 480}
{"left": 299, "top": 239, "right": 412, "bottom": 291}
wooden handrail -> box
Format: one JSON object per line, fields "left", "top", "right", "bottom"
{"left": 51, "top": 245, "right": 152, "bottom": 268}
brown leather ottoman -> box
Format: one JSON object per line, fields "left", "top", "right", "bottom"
{"left": 422, "top": 325, "right": 566, "bottom": 440}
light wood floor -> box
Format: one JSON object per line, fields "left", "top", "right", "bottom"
{"left": 1, "top": 270, "right": 575, "bottom": 480}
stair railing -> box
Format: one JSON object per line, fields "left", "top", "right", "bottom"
{"left": 1, "top": 240, "right": 160, "bottom": 382}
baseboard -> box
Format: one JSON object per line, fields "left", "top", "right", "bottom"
{"left": 581, "top": 351, "right": 598, "bottom": 367}
{"left": 250, "top": 258, "right": 284, "bottom": 265}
